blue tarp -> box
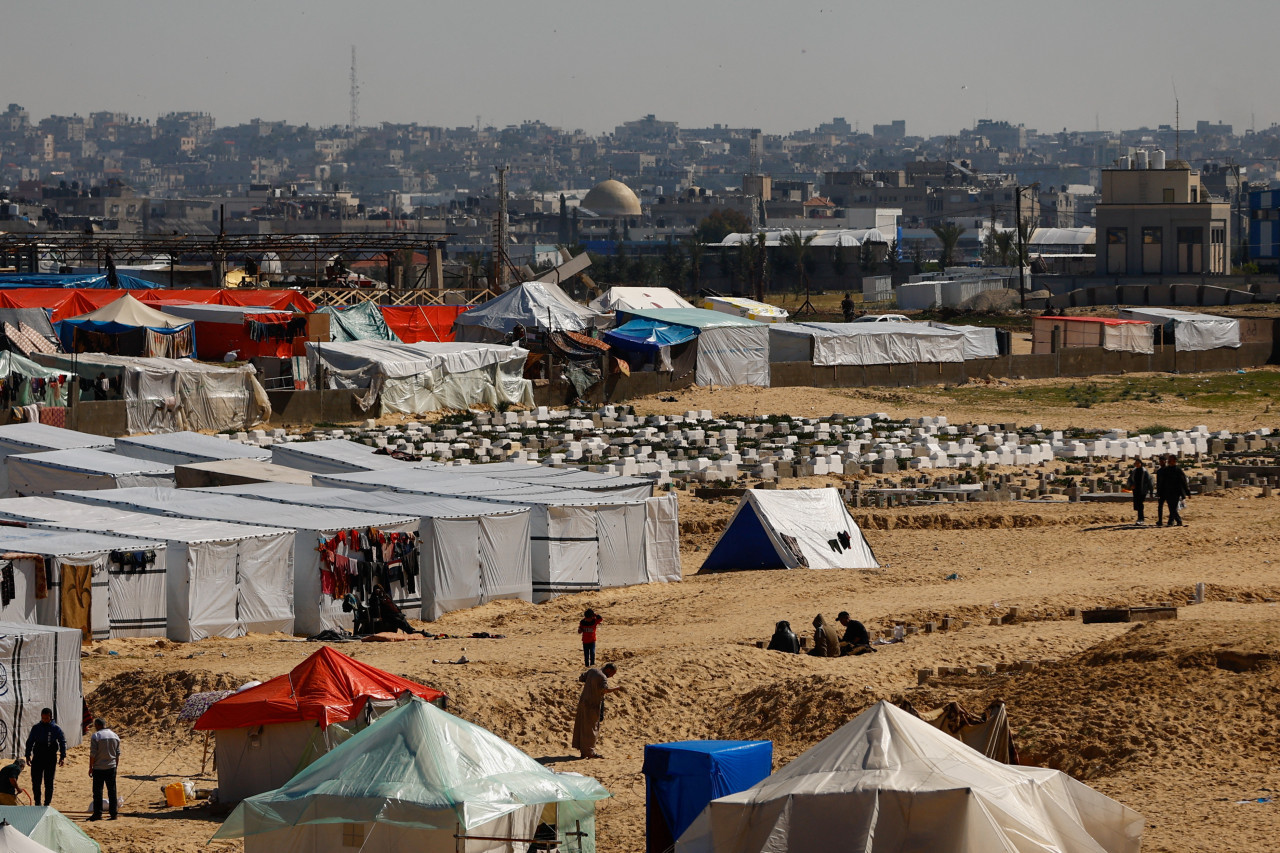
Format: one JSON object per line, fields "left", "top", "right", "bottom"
{"left": 0, "top": 273, "right": 158, "bottom": 289}
{"left": 642, "top": 740, "right": 772, "bottom": 852}
{"left": 699, "top": 501, "right": 782, "bottom": 572}
{"left": 602, "top": 318, "right": 698, "bottom": 351}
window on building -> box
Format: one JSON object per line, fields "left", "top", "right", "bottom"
{"left": 1106, "top": 227, "right": 1127, "bottom": 244}
{"left": 1177, "top": 227, "right": 1203, "bottom": 244}
{"left": 1163, "top": 188, "right": 1175, "bottom": 203}
{"left": 1191, "top": 188, "right": 1198, "bottom": 203}
{"left": 1142, "top": 227, "right": 1162, "bottom": 245}
{"left": 1211, "top": 227, "right": 1226, "bottom": 244}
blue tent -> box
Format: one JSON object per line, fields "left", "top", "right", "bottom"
{"left": 642, "top": 740, "right": 772, "bottom": 853}
{"left": 602, "top": 318, "right": 698, "bottom": 351}
{"left": 0, "top": 273, "right": 158, "bottom": 289}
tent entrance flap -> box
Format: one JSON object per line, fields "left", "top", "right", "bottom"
{"left": 699, "top": 503, "right": 783, "bottom": 572}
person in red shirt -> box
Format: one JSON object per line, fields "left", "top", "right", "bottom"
{"left": 577, "top": 608, "right": 603, "bottom": 666}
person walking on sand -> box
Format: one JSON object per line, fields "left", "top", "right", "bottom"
{"left": 571, "top": 663, "right": 622, "bottom": 759}
{"left": 25, "top": 707, "right": 66, "bottom": 806}
{"left": 1156, "top": 453, "right": 1190, "bottom": 527}
{"left": 577, "top": 608, "right": 603, "bottom": 667}
{"left": 1127, "top": 458, "right": 1153, "bottom": 525}
{"left": 88, "top": 718, "right": 120, "bottom": 821}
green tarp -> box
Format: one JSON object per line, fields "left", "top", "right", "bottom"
{"left": 0, "top": 806, "right": 101, "bottom": 853}
{"left": 316, "top": 302, "right": 401, "bottom": 343}
{"left": 214, "top": 697, "right": 608, "bottom": 851}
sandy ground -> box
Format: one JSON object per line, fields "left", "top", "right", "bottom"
{"left": 54, "top": 473, "right": 1280, "bottom": 853}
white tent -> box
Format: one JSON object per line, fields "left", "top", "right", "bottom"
{"left": 197, "top": 483, "right": 533, "bottom": 620}
{"left": 454, "top": 281, "right": 604, "bottom": 342}
{"left": 0, "top": 424, "right": 113, "bottom": 499}
{"left": 5, "top": 449, "right": 174, "bottom": 496}
{"left": 56, "top": 487, "right": 421, "bottom": 634}
{"left": 607, "top": 308, "right": 771, "bottom": 387}
{"left": 0, "top": 819, "right": 57, "bottom": 853}
{"left": 32, "top": 353, "right": 271, "bottom": 435}
{"left": 0, "top": 527, "right": 167, "bottom": 639}
{"left": 270, "top": 439, "right": 410, "bottom": 476}
{"left": 311, "top": 468, "right": 682, "bottom": 601}
{"left": 305, "top": 340, "right": 534, "bottom": 415}
{"left": 1031, "top": 317, "right": 1154, "bottom": 355}
{"left": 677, "top": 700, "right": 1142, "bottom": 853}
{"left": 0, "top": 497, "right": 294, "bottom": 642}
{"left": 701, "top": 489, "right": 877, "bottom": 572}
{"left": 1116, "top": 307, "right": 1241, "bottom": 351}
{"left": 701, "top": 296, "right": 789, "bottom": 324}
{"left": 423, "top": 461, "right": 653, "bottom": 501}
{"left": 0, "top": 806, "right": 101, "bottom": 853}
{"left": 768, "top": 322, "right": 966, "bottom": 366}
{"left": 114, "top": 431, "right": 271, "bottom": 466}
{"left": 928, "top": 321, "right": 1000, "bottom": 359}
{"left": 590, "top": 286, "right": 695, "bottom": 313}
{"left": 0, "top": 623, "right": 82, "bottom": 759}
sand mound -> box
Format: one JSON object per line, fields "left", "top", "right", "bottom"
{"left": 88, "top": 669, "right": 240, "bottom": 740}
{"left": 853, "top": 511, "right": 1063, "bottom": 531}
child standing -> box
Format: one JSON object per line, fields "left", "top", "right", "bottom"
{"left": 577, "top": 608, "right": 603, "bottom": 667}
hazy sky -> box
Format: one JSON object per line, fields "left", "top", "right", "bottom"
{"left": 9, "top": 1, "right": 1278, "bottom": 137}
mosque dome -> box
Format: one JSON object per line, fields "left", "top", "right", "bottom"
{"left": 582, "top": 179, "right": 642, "bottom": 217}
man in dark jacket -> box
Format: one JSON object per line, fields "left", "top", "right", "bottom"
{"left": 1155, "top": 454, "right": 1190, "bottom": 527}
{"left": 25, "top": 708, "right": 66, "bottom": 806}
{"left": 1128, "top": 459, "right": 1153, "bottom": 524}
{"left": 837, "top": 611, "right": 876, "bottom": 655}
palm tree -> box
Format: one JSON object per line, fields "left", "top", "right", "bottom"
{"left": 931, "top": 223, "right": 966, "bottom": 269}
{"left": 779, "top": 229, "right": 817, "bottom": 313}
{"left": 994, "top": 230, "right": 1016, "bottom": 267}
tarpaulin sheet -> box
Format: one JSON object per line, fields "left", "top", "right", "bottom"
{"left": 603, "top": 319, "right": 698, "bottom": 350}
{"left": 213, "top": 696, "right": 608, "bottom": 848}
{"left": 590, "top": 287, "right": 694, "bottom": 313}
{"left": 114, "top": 431, "right": 271, "bottom": 466}
{"left": 454, "top": 281, "right": 603, "bottom": 342}
{"left": 0, "top": 806, "right": 101, "bottom": 853}
{"left": 0, "top": 273, "right": 156, "bottom": 289}
{"left": 33, "top": 353, "right": 271, "bottom": 434}
{"left": 676, "top": 701, "right": 1143, "bottom": 853}
{"left": 693, "top": 326, "right": 770, "bottom": 387}
{"left": 643, "top": 741, "right": 772, "bottom": 851}
{"left": 316, "top": 301, "right": 401, "bottom": 343}
{"left": 928, "top": 321, "right": 999, "bottom": 359}
{"left": 0, "top": 622, "right": 83, "bottom": 759}
{"left": 1117, "top": 307, "right": 1240, "bottom": 351}
{"left": 0, "top": 422, "right": 112, "bottom": 499}
{"left": 770, "top": 322, "right": 965, "bottom": 366}
{"left": 0, "top": 290, "right": 117, "bottom": 322}
{"left": 701, "top": 297, "right": 789, "bottom": 324}
{"left": 381, "top": 305, "right": 467, "bottom": 343}
{"left": 307, "top": 340, "right": 533, "bottom": 414}
{"left": 701, "top": 488, "right": 878, "bottom": 572}
{"left": 196, "top": 646, "right": 443, "bottom": 730}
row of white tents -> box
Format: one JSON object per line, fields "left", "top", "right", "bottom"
{"left": 0, "top": 424, "right": 683, "bottom": 642}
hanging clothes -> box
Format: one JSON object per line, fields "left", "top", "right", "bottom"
{"left": 60, "top": 562, "right": 94, "bottom": 641}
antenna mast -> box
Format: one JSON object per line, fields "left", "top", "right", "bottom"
{"left": 1172, "top": 82, "right": 1180, "bottom": 161}
{"left": 349, "top": 46, "right": 360, "bottom": 128}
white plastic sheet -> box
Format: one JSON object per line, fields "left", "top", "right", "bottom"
{"left": 694, "top": 326, "right": 771, "bottom": 387}
{"left": 928, "top": 321, "right": 1000, "bottom": 359}
{"left": 677, "top": 701, "right": 1142, "bottom": 853}
{"left": 590, "top": 287, "right": 695, "bottom": 313}
{"left": 0, "top": 622, "right": 83, "bottom": 758}
{"left": 771, "top": 323, "right": 965, "bottom": 366}
{"left": 307, "top": 340, "right": 534, "bottom": 414}
{"left": 114, "top": 431, "right": 271, "bottom": 466}
{"left": 0, "top": 423, "right": 113, "bottom": 499}
{"left": 643, "top": 494, "right": 683, "bottom": 583}
{"left": 1117, "top": 307, "right": 1240, "bottom": 351}
{"left": 271, "top": 439, "right": 408, "bottom": 476}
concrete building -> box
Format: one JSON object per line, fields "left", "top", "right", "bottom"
{"left": 1094, "top": 157, "right": 1230, "bottom": 275}
{"left": 1248, "top": 188, "right": 1280, "bottom": 268}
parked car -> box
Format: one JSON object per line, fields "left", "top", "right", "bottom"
{"left": 851, "top": 313, "right": 912, "bottom": 324}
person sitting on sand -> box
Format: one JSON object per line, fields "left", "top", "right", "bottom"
{"left": 369, "top": 584, "right": 427, "bottom": 636}
{"left": 766, "top": 620, "right": 800, "bottom": 654}
{"left": 837, "top": 611, "right": 876, "bottom": 656}
{"left": 809, "top": 614, "right": 841, "bottom": 658}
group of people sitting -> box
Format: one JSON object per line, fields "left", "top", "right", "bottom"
{"left": 768, "top": 612, "right": 876, "bottom": 657}
{"left": 342, "top": 584, "right": 428, "bottom": 637}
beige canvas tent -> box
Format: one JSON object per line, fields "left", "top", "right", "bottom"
{"left": 676, "top": 700, "right": 1142, "bottom": 853}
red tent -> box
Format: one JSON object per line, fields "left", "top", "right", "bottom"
{"left": 0, "top": 289, "right": 122, "bottom": 320}
{"left": 194, "top": 646, "right": 444, "bottom": 730}
{"left": 381, "top": 305, "right": 469, "bottom": 343}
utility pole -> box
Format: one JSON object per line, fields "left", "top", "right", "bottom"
{"left": 491, "top": 165, "right": 510, "bottom": 290}
{"left": 1015, "top": 187, "right": 1025, "bottom": 308}
{"left": 349, "top": 46, "right": 359, "bottom": 129}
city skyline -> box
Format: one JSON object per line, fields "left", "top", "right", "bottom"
{"left": 8, "top": 0, "right": 1277, "bottom": 137}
